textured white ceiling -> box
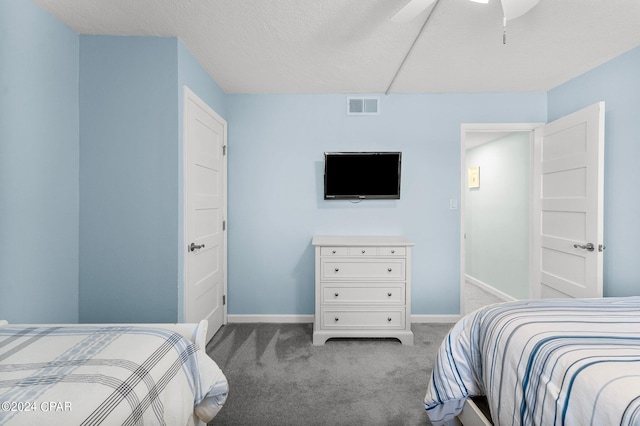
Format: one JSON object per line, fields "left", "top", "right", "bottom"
{"left": 33, "top": 0, "right": 640, "bottom": 94}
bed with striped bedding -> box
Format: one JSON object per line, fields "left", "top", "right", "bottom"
{"left": 0, "top": 323, "right": 228, "bottom": 425}
{"left": 424, "top": 297, "right": 640, "bottom": 425}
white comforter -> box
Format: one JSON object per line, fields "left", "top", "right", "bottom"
{"left": 0, "top": 325, "right": 228, "bottom": 425}
{"left": 424, "top": 297, "right": 640, "bottom": 425}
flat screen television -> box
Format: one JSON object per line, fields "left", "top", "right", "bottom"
{"left": 324, "top": 152, "right": 402, "bottom": 200}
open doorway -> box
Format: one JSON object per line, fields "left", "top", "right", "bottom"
{"left": 460, "top": 124, "right": 540, "bottom": 315}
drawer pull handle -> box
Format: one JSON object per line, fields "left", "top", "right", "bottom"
{"left": 387, "top": 317, "right": 392, "bottom": 322}
{"left": 391, "top": 250, "right": 395, "bottom": 254}
{"left": 332, "top": 250, "right": 336, "bottom": 254}
{"left": 334, "top": 293, "right": 339, "bottom": 297}
{"left": 334, "top": 268, "right": 339, "bottom": 272}
{"left": 362, "top": 250, "right": 366, "bottom": 254}
{"left": 387, "top": 292, "right": 392, "bottom": 297}
{"left": 334, "top": 317, "right": 339, "bottom": 322}
{"left": 387, "top": 268, "right": 392, "bottom": 272}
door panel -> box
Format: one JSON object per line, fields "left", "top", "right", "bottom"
{"left": 533, "top": 102, "right": 604, "bottom": 299}
{"left": 184, "top": 87, "right": 227, "bottom": 343}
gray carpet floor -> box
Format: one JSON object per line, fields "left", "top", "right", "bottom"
{"left": 206, "top": 322, "right": 454, "bottom": 426}
{"left": 464, "top": 281, "right": 505, "bottom": 314}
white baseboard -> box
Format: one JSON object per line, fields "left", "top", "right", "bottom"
{"left": 411, "top": 315, "right": 459, "bottom": 323}
{"left": 228, "top": 314, "right": 459, "bottom": 324}
{"left": 465, "top": 275, "right": 517, "bottom": 302}
{"left": 227, "top": 314, "right": 314, "bottom": 323}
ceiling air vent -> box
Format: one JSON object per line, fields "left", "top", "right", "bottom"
{"left": 347, "top": 96, "right": 379, "bottom": 115}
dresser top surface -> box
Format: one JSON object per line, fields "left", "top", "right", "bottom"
{"left": 312, "top": 236, "right": 414, "bottom": 247}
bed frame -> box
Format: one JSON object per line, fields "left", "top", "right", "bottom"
{"left": 455, "top": 399, "right": 492, "bottom": 426}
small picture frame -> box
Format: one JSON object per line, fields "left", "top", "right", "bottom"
{"left": 468, "top": 166, "right": 480, "bottom": 189}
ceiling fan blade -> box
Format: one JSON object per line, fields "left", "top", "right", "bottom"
{"left": 391, "top": 0, "right": 437, "bottom": 23}
{"left": 501, "top": 0, "right": 539, "bottom": 21}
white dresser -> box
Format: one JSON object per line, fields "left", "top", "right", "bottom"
{"left": 311, "top": 236, "right": 414, "bottom": 345}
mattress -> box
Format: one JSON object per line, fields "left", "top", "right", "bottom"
{"left": 424, "top": 297, "right": 640, "bottom": 425}
{"left": 0, "top": 325, "right": 228, "bottom": 425}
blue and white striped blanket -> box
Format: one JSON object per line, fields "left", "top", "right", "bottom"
{"left": 0, "top": 325, "right": 228, "bottom": 425}
{"left": 424, "top": 297, "right": 640, "bottom": 425}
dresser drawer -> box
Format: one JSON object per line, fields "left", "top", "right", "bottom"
{"left": 348, "top": 247, "right": 377, "bottom": 256}
{"left": 321, "top": 308, "right": 405, "bottom": 329}
{"left": 320, "top": 247, "right": 349, "bottom": 256}
{"left": 378, "top": 247, "right": 406, "bottom": 256}
{"left": 322, "top": 283, "right": 405, "bottom": 304}
{"left": 321, "top": 259, "right": 405, "bottom": 280}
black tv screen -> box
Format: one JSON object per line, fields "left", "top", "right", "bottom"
{"left": 324, "top": 152, "right": 402, "bottom": 200}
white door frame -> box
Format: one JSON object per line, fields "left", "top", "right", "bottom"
{"left": 459, "top": 123, "right": 542, "bottom": 315}
{"left": 183, "top": 86, "right": 228, "bottom": 329}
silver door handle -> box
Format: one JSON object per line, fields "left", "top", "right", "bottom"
{"left": 189, "top": 242, "right": 205, "bottom": 252}
{"left": 573, "top": 242, "right": 595, "bottom": 252}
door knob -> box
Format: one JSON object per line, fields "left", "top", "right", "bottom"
{"left": 573, "top": 242, "right": 595, "bottom": 252}
{"left": 189, "top": 242, "right": 205, "bottom": 252}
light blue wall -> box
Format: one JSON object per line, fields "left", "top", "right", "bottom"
{"left": 79, "top": 36, "right": 180, "bottom": 323}
{"left": 548, "top": 46, "right": 640, "bottom": 297}
{"left": 4, "top": 0, "right": 637, "bottom": 322}
{"left": 0, "top": 1, "right": 226, "bottom": 324}
{"left": 0, "top": 0, "right": 80, "bottom": 323}
{"left": 78, "top": 37, "right": 226, "bottom": 323}
{"left": 465, "top": 133, "right": 530, "bottom": 299}
{"left": 226, "top": 93, "right": 546, "bottom": 315}
{"left": 177, "top": 42, "right": 227, "bottom": 120}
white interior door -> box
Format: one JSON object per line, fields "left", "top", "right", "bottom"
{"left": 532, "top": 102, "right": 605, "bottom": 299}
{"left": 184, "top": 87, "right": 227, "bottom": 343}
